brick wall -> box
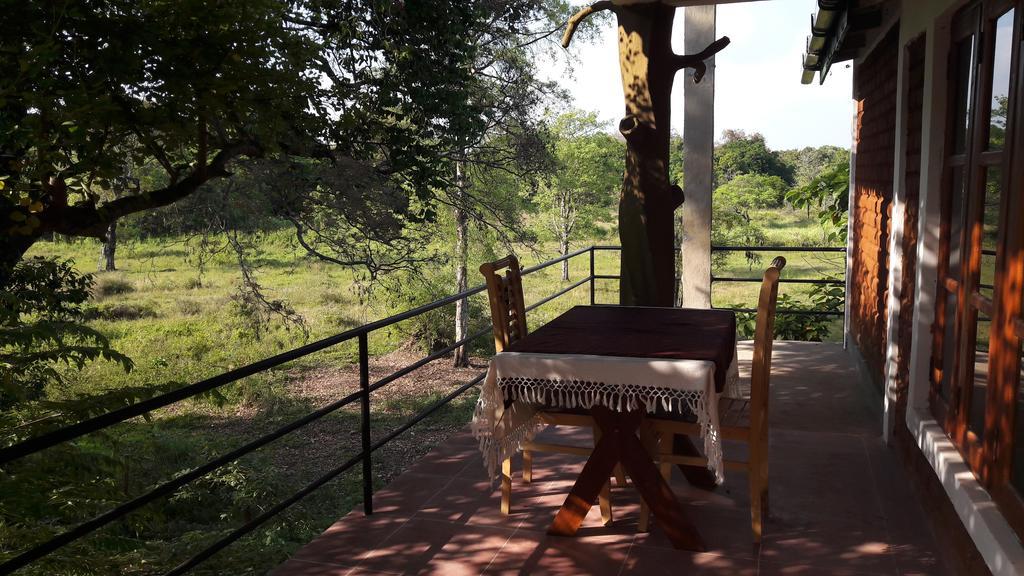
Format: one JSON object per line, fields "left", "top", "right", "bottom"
{"left": 895, "top": 35, "right": 926, "bottom": 415}
{"left": 851, "top": 26, "right": 899, "bottom": 392}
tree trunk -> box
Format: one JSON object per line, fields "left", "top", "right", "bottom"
{"left": 559, "top": 195, "right": 571, "bottom": 281}
{"left": 562, "top": 2, "right": 727, "bottom": 307}
{"left": 0, "top": 234, "right": 37, "bottom": 288}
{"left": 453, "top": 161, "right": 470, "bottom": 368}
{"left": 615, "top": 4, "right": 682, "bottom": 307}
{"left": 101, "top": 220, "right": 118, "bottom": 271}
{"left": 560, "top": 236, "right": 570, "bottom": 281}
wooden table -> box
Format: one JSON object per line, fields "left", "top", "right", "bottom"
{"left": 475, "top": 305, "right": 738, "bottom": 551}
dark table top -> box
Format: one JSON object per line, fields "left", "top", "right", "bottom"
{"left": 506, "top": 305, "right": 737, "bottom": 393}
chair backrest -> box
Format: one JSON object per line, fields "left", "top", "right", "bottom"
{"left": 750, "top": 256, "right": 785, "bottom": 416}
{"left": 480, "top": 255, "right": 529, "bottom": 353}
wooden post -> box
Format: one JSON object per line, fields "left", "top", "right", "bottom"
{"left": 679, "top": 5, "right": 716, "bottom": 309}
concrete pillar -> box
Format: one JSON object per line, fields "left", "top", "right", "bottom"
{"left": 678, "top": 5, "right": 715, "bottom": 309}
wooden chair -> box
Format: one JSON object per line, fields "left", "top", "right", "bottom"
{"left": 642, "top": 256, "right": 786, "bottom": 543}
{"left": 480, "top": 255, "right": 616, "bottom": 523}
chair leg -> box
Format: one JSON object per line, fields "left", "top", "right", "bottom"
{"left": 523, "top": 449, "right": 533, "bottom": 483}
{"left": 613, "top": 464, "right": 627, "bottom": 487}
{"left": 759, "top": 436, "right": 769, "bottom": 518}
{"left": 749, "top": 448, "right": 763, "bottom": 543}
{"left": 749, "top": 469, "right": 762, "bottom": 543}
{"left": 501, "top": 457, "right": 512, "bottom": 515}
{"left": 599, "top": 480, "right": 613, "bottom": 525}
{"left": 637, "top": 426, "right": 663, "bottom": 533}
{"left": 638, "top": 499, "right": 651, "bottom": 532}
{"left": 593, "top": 427, "right": 613, "bottom": 525}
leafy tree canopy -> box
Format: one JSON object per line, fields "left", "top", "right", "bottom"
{"left": 713, "top": 129, "right": 794, "bottom": 187}
{"left": 778, "top": 145, "right": 849, "bottom": 187}
{"left": 714, "top": 173, "right": 788, "bottom": 210}
{"left": 0, "top": 0, "right": 568, "bottom": 280}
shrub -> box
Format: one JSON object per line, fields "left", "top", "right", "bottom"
{"left": 88, "top": 303, "right": 159, "bottom": 321}
{"left": 94, "top": 275, "right": 135, "bottom": 297}
{"left": 732, "top": 282, "right": 843, "bottom": 343}
{"left": 177, "top": 299, "right": 203, "bottom": 316}
{"left": 322, "top": 291, "right": 346, "bottom": 304}
{"left": 185, "top": 277, "right": 203, "bottom": 290}
{"left": 0, "top": 257, "right": 133, "bottom": 408}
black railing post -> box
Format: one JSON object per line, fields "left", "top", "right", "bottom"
{"left": 589, "top": 246, "right": 596, "bottom": 305}
{"left": 358, "top": 333, "right": 373, "bottom": 515}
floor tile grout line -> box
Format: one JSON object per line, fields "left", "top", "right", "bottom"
{"left": 615, "top": 537, "right": 637, "bottom": 576}
{"left": 483, "top": 479, "right": 560, "bottom": 575}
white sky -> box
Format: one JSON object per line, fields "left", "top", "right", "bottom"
{"left": 540, "top": 0, "right": 856, "bottom": 151}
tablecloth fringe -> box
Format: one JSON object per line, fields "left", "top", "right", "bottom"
{"left": 473, "top": 379, "right": 724, "bottom": 485}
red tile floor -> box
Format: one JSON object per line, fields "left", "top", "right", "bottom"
{"left": 271, "top": 342, "right": 949, "bottom": 575}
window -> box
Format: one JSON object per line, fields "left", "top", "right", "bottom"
{"left": 930, "top": 0, "right": 1024, "bottom": 535}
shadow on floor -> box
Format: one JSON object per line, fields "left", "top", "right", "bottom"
{"left": 270, "top": 342, "right": 949, "bottom": 575}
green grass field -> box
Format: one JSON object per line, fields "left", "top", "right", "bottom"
{"left": 2, "top": 207, "right": 843, "bottom": 575}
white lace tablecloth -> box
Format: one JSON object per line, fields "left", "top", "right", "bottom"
{"left": 471, "top": 351, "right": 738, "bottom": 485}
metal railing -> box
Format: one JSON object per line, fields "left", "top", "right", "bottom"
{"left": 710, "top": 245, "right": 847, "bottom": 318}
{"left": 0, "top": 246, "right": 608, "bottom": 576}
{"left": 0, "top": 242, "right": 847, "bottom": 575}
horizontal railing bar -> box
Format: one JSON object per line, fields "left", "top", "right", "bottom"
{"left": 0, "top": 249, "right": 597, "bottom": 466}
{"left": 164, "top": 451, "right": 366, "bottom": 576}
{"left": 716, "top": 307, "right": 843, "bottom": 317}
{"left": 523, "top": 277, "right": 591, "bottom": 314}
{"left": 0, "top": 330, "right": 366, "bottom": 466}
{"left": 368, "top": 272, "right": 590, "bottom": 395}
{"left": 0, "top": 388, "right": 364, "bottom": 575}
{"left": 593, "top": 274, "right": 620, "bottom": 280}
{"left": 370, "top": 373, "right": 486, "bottom": 454}
{"left": 712, "top": 277, "right": 844, "bottom": 285}
{"left": 6, "top": 255, "right": 590, "bottom": 572}
{"left": 711, "top": 245, "right": 846, "bottom": 253}
{"left": 520, "top": 246, "right": 593, "bottom": 275}
{"left": 591, "top": 245, "right": 621, "bottom": 251}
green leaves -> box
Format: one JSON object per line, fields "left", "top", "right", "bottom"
{"left": 785, "top": 158, "right": 850, "bottom": 244}
{"left": 0, "top": 257, "right": 133, "bottom": 409}
{"left": 713, "top": 130, "right": 795, "bottom": 188}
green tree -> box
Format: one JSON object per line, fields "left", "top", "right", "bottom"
{"left": 714, "top": 173, "right": 789, "bottom": 210}
{"left": 786, "top": 158, "right": 850, "bottom": 244}
{"left": 713, "top": 130, "right": 794, "bottom": 187}
{"left": 778, "top": 145, "right": 849, "bottom": 188}
{"left": 537, "top": 111, "right": 623, "bottom": 280}
{"left": 0, "top": 1, "right": 567, "bottom": 282}
{"left": 1, "top": 0, "right": 572, "bottom": 384}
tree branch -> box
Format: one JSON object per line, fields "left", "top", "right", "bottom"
{"left": 671, "top": 36, "right": 731, "bottom": 83}
{"left": 561, "top": 1, "right": 614, "bottom": 48}
{"left": 47, "top": 142, "right": 262, "bottom": 239}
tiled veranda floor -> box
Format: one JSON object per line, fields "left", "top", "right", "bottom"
{"left": 271, "top": 342, "right": 950, "bottom": 575}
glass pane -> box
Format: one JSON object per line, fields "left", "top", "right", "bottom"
{"left": 988, "top": 9, "right": 1014, "bottom": 150}
{"left": 980, "top": 167, "right": 1003, "bottom": 298}
{"left": 950, "top": 166, "right": 968, "bottom": 277}
{"left": 938, "top": 166, "right": 968, "bottom": 402}
{"left": 954, "top": 36, "right": 977, "bottom": 154}
{"left": 968, "top": 318, "right": 992, "bottom": 439}
{"left": 940, "top": 291, "right": 959, "bottom": 401}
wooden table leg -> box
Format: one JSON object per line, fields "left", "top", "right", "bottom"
{"left": 548, "top": 407, "right": 706, "bottom": 551}
{"left": 548, "top": 422, "right": 622, "bottom": 537}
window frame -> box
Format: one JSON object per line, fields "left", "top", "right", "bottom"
{"left": 930, "top": 0, "right": 1024, "bottom": 536}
